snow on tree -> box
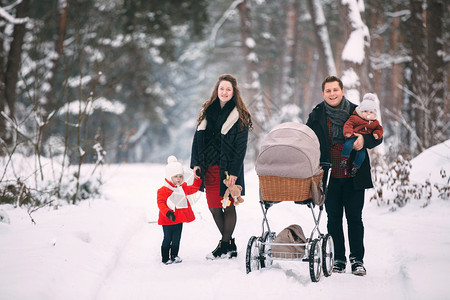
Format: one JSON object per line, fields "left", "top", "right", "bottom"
{"left": 339, "top": 0, "right": 371, "bottom": 102}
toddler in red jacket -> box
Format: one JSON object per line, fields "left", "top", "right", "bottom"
{"left": 341, "top": 93, "right": 384, "bottom": 177}
{"left": 157, "top": 156, "right": 202, "bottom": 264}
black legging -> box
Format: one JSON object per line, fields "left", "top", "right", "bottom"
{"left": 161, "top": 223, "right": 183, "bottom": 260}
{"left": 209, "top": 205, "right": 236, "bottom": 242}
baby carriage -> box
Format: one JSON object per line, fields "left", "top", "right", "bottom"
{"left": 245, "top": 122, "right": 334, "bottom": 282}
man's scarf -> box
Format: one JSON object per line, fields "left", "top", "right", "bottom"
{"left": 324, "top": 97, "right": 352, "bottom": 144}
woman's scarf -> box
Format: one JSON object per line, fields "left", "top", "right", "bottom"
{"left": 205, "top": 97, "right": 236, "bottom": 136}
{"left": 324, "top": 97, "right": 351, "bottom": 144}
{"left": 203, "top": 98, "right": 236, "bottom": 165}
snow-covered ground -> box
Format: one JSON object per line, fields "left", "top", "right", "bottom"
{"left": 0, "top": 141, "right": 449, "bottom": 300}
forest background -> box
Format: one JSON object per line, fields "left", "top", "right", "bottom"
{"left": 0, "top": 0, "right": 448, "bottom": 207}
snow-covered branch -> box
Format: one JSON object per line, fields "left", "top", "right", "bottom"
{"left": 0, "top": 4, "right": 29, "bottom": 24}
{"left": 370, "top": 54, "right": 411, "bottom": 70}
{"left": 209, "top": 0, "right": 244, "bottom": 49}
{"left": 385, "top": 10, "right": 410, "bottom": 18}
{"left": 1, "top": 111, "right": 33, "bottom": 142}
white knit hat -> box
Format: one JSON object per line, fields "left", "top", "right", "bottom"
{"left": 359, "top": 93, "right": 378, "bottom": 116}
{"left": 165, "top": 156, "right": 184, "bottom": 181}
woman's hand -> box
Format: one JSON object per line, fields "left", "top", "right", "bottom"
{"left": 193, "top": 166, "right": 201, "bottom": 179}
{"left": 352, "top": 133, "right": 364, "bottom": 151}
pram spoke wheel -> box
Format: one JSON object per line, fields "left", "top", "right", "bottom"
{"left": 321, "top": 234, "right": 334, "bottom": 277}
{"left": 261, "top": 231, "right": 275, "bottom": 268}
{"left": 246, "top": 236, "right": 262, "bottom": 274}
{"left": 309, "top": 239, "right": 322, "bottom": 282}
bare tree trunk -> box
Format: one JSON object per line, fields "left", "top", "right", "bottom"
{"left": 40, "top": 0, "right": 70, "bottom": 147}
{"left": 274, "top": 12, "right": 287, "bottom": 103}
{"left": 0, "top": 0, "right": 6, "bottom": 150}
{"left": 391, "top": 16, "right": 403, "bottom": 113}
{"left": 237, "top": 1, "right": 259, "bottom": 100}
{"left": 56, "top": 0, "right": 69, "bottom": 58}
{"left": 302, "top": 42, "right": 316, "bottom": 119}
{"left": 306, "top": 0, "right": 337, "bottom": 76}
{"left": 280, "top": 0, "right": 297, "bottom": 104}
{"left": 408, "top": 0, "right": 427, "bottom": 152}
{"left": 5, "top": 0, "right": 30, "bottom": 119}
{"left": 0, "top": 0, "right": 30, "bottom": 150}
{"left": 237, "top": 0, "right": 264, "bottom": 158}
{"left": 47, "top": 0, "right": 69, "bottom": 102}
{"left": 426, "top": 0, "right": 446, "bottom": 145}
{"left": 381, "top": 14, "right": 403, "bottom": 114}
{"left": 291, "top": 1, "right": 305, "bottom": 116}
{"left": 368, "top": 2, "right": 382, "bottom": 98}
{"left": 383, "top": 12, "right": 405, "bottom": 154}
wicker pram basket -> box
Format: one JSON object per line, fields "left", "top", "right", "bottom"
{"left": 256, "top": 122, "right": 323, "bottom": 204}
{"left": 259, "top": 171, "right": 323, "bottom": 202}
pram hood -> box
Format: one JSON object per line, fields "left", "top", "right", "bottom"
{"left": 256, "top": 122, "right": 321, "bottom": 179}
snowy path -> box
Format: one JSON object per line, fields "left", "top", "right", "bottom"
{"left": 93, "top": 164, "right": 448, "bottom": 300}
{"left": 1, "top": 162, "right": 447, "bottom": 300}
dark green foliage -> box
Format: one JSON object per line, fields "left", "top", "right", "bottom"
{"left": 14, "top": 0, "right": 209, "bottom": 163}
{"left": 0, "top": 185, "right": 20, "bottom": 205}
{"left": 0, "top": 182, "right": 35, "bottom": 206}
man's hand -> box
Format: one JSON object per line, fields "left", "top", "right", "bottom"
{"left": 352, "top": 133, "right": 364, "bottom": 151}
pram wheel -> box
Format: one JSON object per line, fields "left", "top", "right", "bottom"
{"left": 309, "top": 239, "right": 322, "bottom": 282}
{"left": 246, "top": 236, "right": 262, "bottom": 274}
{"left": 321, "top": 234, "right": 334, "bottom": 277}
{"left": 261, "top": 231, "right": 275, "bottom": 268}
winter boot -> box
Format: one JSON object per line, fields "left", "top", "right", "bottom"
{"left": 161, "top": 246, "right": 172, "bottom": 265}
{"left": 170, "top": 245, "right": 182, "bottom": 263}
{"left": 171, "top": 256, "right": 182, "bottom": 263}
{"left": 350, "top": 258, "right": 366, "bottom": 276}
{"left": 228, "top": 238, "right": 237, "bottom": 258}
{"left": 340, "top": 158, "right": 349, "bottom": 169}
{"left": 206, "top": 240, "right": 228, "bottom": 260}
{"left": 332, "top": 259, "right": 346, "bottom": 273}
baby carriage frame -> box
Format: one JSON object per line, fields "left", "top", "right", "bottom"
{"left": 245, "top": 122, "right": 335, "bottom": 282}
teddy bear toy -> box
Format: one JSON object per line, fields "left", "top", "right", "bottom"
{"left": 221, "top": 172, "right": 245, "bottom": 208}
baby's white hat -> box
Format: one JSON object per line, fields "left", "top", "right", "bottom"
{"left": 165, "top": 156, "right": 184, "bottom": 181}
{"left": 359, "top": 93, "right": 378, "bottom": 116}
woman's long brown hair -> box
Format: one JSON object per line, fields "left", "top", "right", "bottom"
{"left": 196, "top": 74, "right": 253, "bottom": 130}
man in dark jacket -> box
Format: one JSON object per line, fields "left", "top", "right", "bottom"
{"left": 306, "top": 76, "right": 382, "bottom": 276}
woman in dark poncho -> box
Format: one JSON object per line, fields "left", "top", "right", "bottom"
{"left": 190, "top": 74, "right": 252, "bottom": 259}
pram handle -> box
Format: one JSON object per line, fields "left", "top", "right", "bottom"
{"left": 319, "top": 162, "right": 332, "bottom": 198}
{"left": 320, "top": 162, "right": 332, "bottom": 169}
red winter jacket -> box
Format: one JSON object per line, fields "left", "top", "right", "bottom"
{"left": 157, "top": 178, "right": 202, "bottom": 225}
{"left": 343, "top": 111, "right": 384, "bottom": 139}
